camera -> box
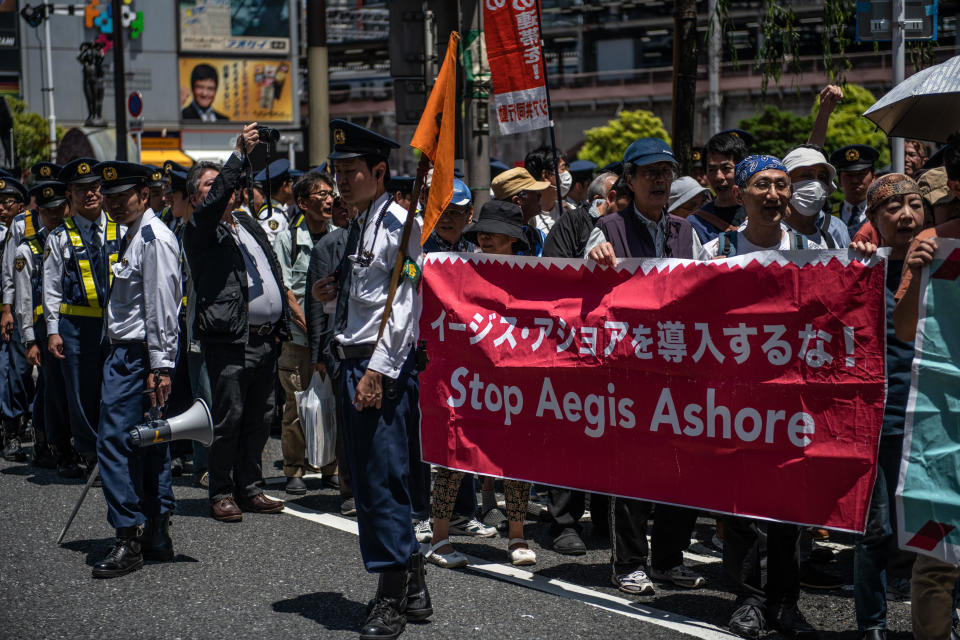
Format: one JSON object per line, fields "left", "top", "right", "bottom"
{"left": 256, "top": 126, "right": 280, "bottom": 145}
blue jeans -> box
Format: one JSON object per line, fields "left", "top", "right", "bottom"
{"left": 853, "top": 434, "right": 903, "bottom": 631}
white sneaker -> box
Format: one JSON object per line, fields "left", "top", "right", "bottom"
{"left": 449, "top": 515, "right": 497, "bottom": 538}
{"left": 413, "top": 519, "right": 433, "bottom": 543}
{"left": 650, "top": 564, "right": 706, "bottom": 588}
{"left": 612, "top": 568, "right": 656, "bottom": 595}
{"left": 424, "top": 539, "right": 468, "bottom": 569}
{"left": 508, "top": 538, "right": 536, "bottom": 566}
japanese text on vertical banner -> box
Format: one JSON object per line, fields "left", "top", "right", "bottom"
{"left": 483, "top": 0, "right": 550, "bottom": 134}
{"left": 418, "top": 253, "right": 888, "bottom": 533}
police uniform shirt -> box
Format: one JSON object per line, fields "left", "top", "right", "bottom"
{"left": 335, "top": 192, "right": 423, "bottom": 379}
{"left": 106, "top": 209, "right": 181, "bottom": 370}
{"left": 229, "top": 216, "right": 283, "bottom": 326}
{"left": 839, "top": 200, "right": 868, "bottom": 232}
{"left": 1, "top": 213, "right": 27, "bottom": 306}
{"left": 12, "top": 240, "right": 43, "bottom": 343}
{"left": 258, "top": 202, "right": 289, "bottom": 245}
{"left": 43, "top": 211, "right": 125, "bottom": 335}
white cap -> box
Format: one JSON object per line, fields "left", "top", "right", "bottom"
{"left": 782, "top": 147, "right": 838, "bottom": 187}
{"left": 668, "top": 176, "right": 711, "bottom": 213}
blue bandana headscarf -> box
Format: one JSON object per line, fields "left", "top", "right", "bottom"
{"left": 735, "top": 154, "right": 787, "bottom": 188}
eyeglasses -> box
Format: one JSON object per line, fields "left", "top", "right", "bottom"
{"left": 639, "top": 166, "right": 677, "bottom": 181}
{"left": 441, "top": 207, "right": 469, "bottom": 218}
{"left": 309, "top": 190, "right": 333, "bottom": 199}
{"left": 0, "top": 198, "right": 19, "bottom": 208}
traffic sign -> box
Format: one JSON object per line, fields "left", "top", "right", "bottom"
{"left": 127, "top": 91, "right": 143, "bottom": 119}
{"left": 129, "top": 117, "right": 144, "bottom": 134}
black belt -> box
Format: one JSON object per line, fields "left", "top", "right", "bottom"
{"left": 334, "top": 342, "right": 375, "bottom": 360}
{"left": 249, "top": 323, "right": 275, "bottom": 337}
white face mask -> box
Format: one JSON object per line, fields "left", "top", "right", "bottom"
{"left": 559, "top": 170, "right": 572, "bottom": 198}
{"left": 790, "top": 180, "right": 829, "bottom": 217}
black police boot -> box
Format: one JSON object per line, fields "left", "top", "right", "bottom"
{"left": 2, "top": 419, "right": 27, "bottom": 462}
{"left": 92, "top": 526, "right": 144, "bottom": 578}
{"left": 140, "top": 513, "right": 174, "bottom": 562}
{"left": 54, "top": 448, "right": 82, "bottom": 479}
{"left": 360, "top": 569, "right": 408, "bottom": 640}
{"left": 30, "top": 428, "right": 58, "bottom": 469}
{"left": 405, "top": 551, "right": 433, "bottom": 622}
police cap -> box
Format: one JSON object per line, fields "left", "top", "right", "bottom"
{"left": 163, "top": 160, "right": 189, "bottom": 176}
{"left": 31, "top": 162, "right": 62, "bottom": 182}
{"left": 0, "top": 177, "right": 27, "bottom": 202}
{"left": 146, "top": 165, "right": 165, "bottom": 188}
{"left": 93, "top": 161, "right": 153, "bottom": 195}
{"left": 829, "top": 144, "right": 879, "bottom": 172}
{"left": 329, "top": 119, "right": 400, "bottom": 161}
{"left": 387, "top": 175, "right": 414, "bottom": 196}
{"left": 58, "top": 157, "right": 100, "bottom": 185}
{"left": 716, "top": 128, "right": 756, "bottom": 148}
{"left": 166, "top": 170, "right": 188, "bottom": 195}
{"left": 254, "top": 158, "right": 292, "bottom": 188}
{"left": 490, "top": 159, "right": 510, "bottom": 178}
{"left": 28, "top": 180, "right": 67, "bottom": 208}
{"left": 568, "top": 159, "right": 597, "bottom": 180}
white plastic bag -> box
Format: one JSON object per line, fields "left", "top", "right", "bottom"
{"left": 296, "top": 372, "right": 338, "bottom": 469}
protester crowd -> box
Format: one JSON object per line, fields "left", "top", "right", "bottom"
{"left": 1, "top": 84, "right": 959, "bottom": 640}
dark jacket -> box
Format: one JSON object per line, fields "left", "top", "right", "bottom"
{"left": 181, "top": 102, "right": 230, "bottom": 121}
{"left": 183, "top": 152, "right": 291, "bottom": 344}
{"left": 595, "top": 206, "right": 696, "bottom": 259}
{"left": 305, "top": 227, "right": 348, "bottom": 378}
{"left": 542, "top": 205, "right": 595, "bottom": 258}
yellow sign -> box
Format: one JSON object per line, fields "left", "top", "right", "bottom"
{"left": 179, "top": 56, "right": 293, "bottom": 123}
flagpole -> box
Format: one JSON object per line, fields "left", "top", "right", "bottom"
{"left": 534, "top": 0, "right": 564, "bottom": 222}
{"left": 377, "top": 155, "right": 430, "bottom": 340}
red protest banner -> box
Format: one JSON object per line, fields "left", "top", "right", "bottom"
{"left": 483, "top": 0, "right": 549, "bottom": 134}
{"left": 419, "top": 253, "right": 887, "bottom": 533}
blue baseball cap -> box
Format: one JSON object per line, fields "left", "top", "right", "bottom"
{"left": 623, "top": 138, "right": 677, "bottom": 167}
{"left": 451, "top": 178, "right": 472, "bottom": 206}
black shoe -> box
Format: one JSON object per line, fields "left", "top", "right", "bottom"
{"left": 3, "top": 437, "right": 27, "bottom": 462}
{"left": 322, "top": 474, "right": 340, "bottom": 491}
{"left": 405, "top": 552, "right": 432, "bottom": 622}
{"left": 770, "top": 603, "right": 818, "bottom": 639}
{"left": 360, "top": 569, "right": 407, "bottom": 639}
{"left": 170, "top": 457, "right": 185, "bottom": 477}
{"left": 808, "top": 546, "right": 836, "bottom": 564}
{"left": 861, "top": 629, "right": 886, "bottom": 640}
{"left": 340, "top": 497, "right": 357, "bottom": 517}
{"left": 800, "top": 563, "right": 844, "bottom": 590}
{"left": 92, "top": 527, "right": 144, "bottom": 578}
{"left": 57, "top": 460, "right": 83, "bottom": 479}
{"left": 728, "top": 604, "right": 766, "bottom": 639}
{"left": 552, "top": 527, "right": 586, "bottom": 556}
{"left": 31, "top": 447, "right": 59, "bottom": 469}
{"left": 140, "top": 513, "right": 174, "bottom": 562}
{"left": 285, "top": 476, "right": 307, "bottom": 495}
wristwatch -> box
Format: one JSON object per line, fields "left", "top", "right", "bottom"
{"left": 152, "top": 368, "right": 173, "bottom": 377}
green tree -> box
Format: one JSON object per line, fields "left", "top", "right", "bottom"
{"left": 813, "top": 83, "right": 890, "bottom": 168}
{"left": 10, "top": 97, "right": 60, "bottom": 176}
{"left": 577, "top": 109, "right": 671, "bottom": 168}
{"left": 738, "top": 105, "right": 813, "bottom": 159}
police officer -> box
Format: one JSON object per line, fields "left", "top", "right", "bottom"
{"left": 15, "top": 181, "right": 75, "bottom": 474}
{"left": 0, "top": 176, "right": 33, "bottom": 462}
{"left": 31, "top": 162, "right": 62, "bottom": 183}
{"left": 254, "top": 158, "right": 293, "bottom": 243}
{"left": 89, "top": 160, "right": 181, "bottom": 578}
{"left": 315, "top": 119, "right": 431, "bottom": 639}
{"left": 566, "top": 159, "right": 596, "bottom": 208}
{"left": 830, "top": 144, "right": 879, "bottom": 238}
{"left": 145, "top": 165, "right": 168, "bottom": 225}
{"left": 45, "top": 158, "right": 123, "bottom": 476}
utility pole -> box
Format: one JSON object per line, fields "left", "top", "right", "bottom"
{"left": 672, "top": 0, "right": 698, "bottom": 174}
{"left": 461, "top": 0, "right": 489, "bottom": 209}
{"left": 707, "top": 0, "right": 721, "bottom": 135}
{"left": 111, "top": 0, "right": 127, "bottom": 160}
{"left": 307, "top": 0, "right": 329, "bottom": 167}
{"left": 42, "top": 8, "right": 57, "bottom": 161}
{"left": 891, "top": 0, "right": 905, "bottom": 174}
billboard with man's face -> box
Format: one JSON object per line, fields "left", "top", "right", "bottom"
{"left": 179, "top": 57, "right": 293, "bottom": 123}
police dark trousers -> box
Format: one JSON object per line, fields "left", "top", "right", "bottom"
{"left": 722, "top": 516, "right": 800, "bottom": 609}
{"left": 98, "top": 342, "right": 174, "bottom": 528}
{"left": 59, "top": 315, "right": 105, "bottom": 457}
{"left": 0, "top": 319, "right": 33, "bottom": 423}
{"left": 610, "top": 498, "right": 699, "bottom": 574}
{"left": 204, "top": 332, "right": 278, "bottom": 501}
{"left": 339, "top": 351, "right": 419, "bottom": 572}
{"left": 34, "top": 322, "right": 71, "bottom": 454}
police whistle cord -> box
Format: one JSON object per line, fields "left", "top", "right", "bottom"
{"left": 376, "top": 155, "right": 430, "bottom": 341}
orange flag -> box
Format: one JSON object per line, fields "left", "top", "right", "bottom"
{"left": 411, "top": 31, "right": 460, "bottom": 245}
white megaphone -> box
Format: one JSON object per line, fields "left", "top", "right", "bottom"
{"left": 127, "top": 398, "right": 214, "bottom": 448}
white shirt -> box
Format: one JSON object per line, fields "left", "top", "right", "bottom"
{"left": 43, "top": 211, "right": 122, "bottom": 335}
{"left": 257, "top": 202, "right": 289, "bottom": 245}
{"left": 13, "top": 240, "right": 42, "bottom": 343}
{"left": 700, "top": 226, "right": 828, "bottom": 259}
{"left": 1, "top": 213, "right": 26, "bottom": 305}
{"left": 106, "top": 209, "right": 182, "bottom": 370}
{"left": 335, "top": 192, "right": 423, "bottom": 379}
{"left": 533, "top": 209, "right": 559, "bottom": 235}
{"left": 229, "top": 218, "right": 284, "bottom": 326}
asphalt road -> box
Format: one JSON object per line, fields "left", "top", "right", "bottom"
{"left": 0, "top": 433, "right": 915, "bottom": 640}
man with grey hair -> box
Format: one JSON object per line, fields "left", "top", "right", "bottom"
{"left": 542, "top": 171, "right": 619, "bottom": 260}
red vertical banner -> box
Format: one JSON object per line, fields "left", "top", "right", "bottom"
{"left": 483, "top": 0, "right": 550, "bottom": 134}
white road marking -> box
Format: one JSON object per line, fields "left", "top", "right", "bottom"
{"left": 267, "top": 489, "right": 740, "bottom": 640}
